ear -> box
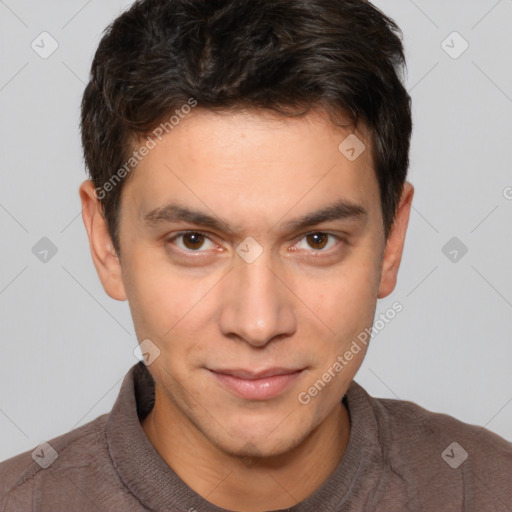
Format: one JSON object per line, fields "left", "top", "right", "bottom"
{"left": 79, "top": 180, "right": 127, "bottom": 301}
{"left": 377, "top": 181, "right": 414, "bottom": 299}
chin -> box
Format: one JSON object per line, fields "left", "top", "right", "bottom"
{"left": 209, "top": 419, "right": 310, "bottom": 461}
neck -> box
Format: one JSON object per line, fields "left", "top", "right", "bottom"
{"left": 142, "top": 389, "right": 350, "bottom": 511}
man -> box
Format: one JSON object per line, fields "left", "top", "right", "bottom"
{"left": 1, "top": 0, "right": 511, "bottom": 510}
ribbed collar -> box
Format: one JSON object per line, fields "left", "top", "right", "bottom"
{"left": 106, "top": 362, "right": 384, "bottom": 512}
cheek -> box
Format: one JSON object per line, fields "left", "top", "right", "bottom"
{"left": 298, "top": 251, "right": 380, "bottom": 335}
{"left": 124, "top": 254, "right": 224, "bottom": 378}
{"left": 124, "top": 250, "right": 211, "bottom": 334}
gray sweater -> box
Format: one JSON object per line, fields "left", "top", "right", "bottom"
{"left": 1, "top": 362, "right": 511, "bottom": 511}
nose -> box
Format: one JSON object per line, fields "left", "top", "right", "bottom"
{"left": 219, "top": 249, "right": 296, "bottom": 348}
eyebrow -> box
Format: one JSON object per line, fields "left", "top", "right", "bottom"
{"left": 142, "top": 199, "right": 367, "bottom": 234}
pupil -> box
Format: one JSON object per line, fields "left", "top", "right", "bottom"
{"left": 307, "top": 233, "right": 327, "bottom": 250}
{"left": 184, "top": 233, "right": 204, "bottom": 250}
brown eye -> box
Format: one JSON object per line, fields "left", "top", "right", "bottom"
{"left": 182, "top": 232, "right": 206, "bottom": 250}
{"left": 170, "top": 231, "right": 216, "bottom": 252}
{"left": 306, "top": 232, "right": 328, "bottom": 250}
{"left": 292, "top": 232, "right": 340, "bottom": 254}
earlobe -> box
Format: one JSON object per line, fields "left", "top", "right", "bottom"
{"left": 79, "top": 180, "right": 127, "bottom": 301}
{"left": 377, "top": 181, "right": 414, "bottom": 299}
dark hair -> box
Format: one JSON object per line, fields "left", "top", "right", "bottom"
{"left": 81, "top": 0, "right": 412, "bottom": 254}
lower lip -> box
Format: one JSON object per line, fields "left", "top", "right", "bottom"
{"left": 210, "top": 370, "right": 303, "bottom": 400}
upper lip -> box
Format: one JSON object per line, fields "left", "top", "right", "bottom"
{"left": 209, "top": 368, "right": 303, "bottom": 380}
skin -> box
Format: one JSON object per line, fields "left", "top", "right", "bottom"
{"left": 80, "top": 107, "right": 413, "bottom": 511}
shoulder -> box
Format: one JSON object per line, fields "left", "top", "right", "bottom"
{"left": 0, "top": 413, "right": 110, "bottom": 511}
{"left": 374, "top": 393, "right": 512, "bottom": 460}
{"left": 365, "top": 389, "right": 512, "bottom": 508}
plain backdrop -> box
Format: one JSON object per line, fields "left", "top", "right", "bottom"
{"left": 0, "top": 0, "right": 511, "bottom": 462}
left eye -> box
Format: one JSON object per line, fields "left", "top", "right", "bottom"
{"left": 170, "top": 232, "right": 217, "bottom": 251}
{"left": 294, "top": 232, "right": 338, "bottom": 251}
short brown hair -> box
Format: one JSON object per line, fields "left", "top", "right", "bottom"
{"left": 81, "top": 0, "right": 412, "bottom": 254}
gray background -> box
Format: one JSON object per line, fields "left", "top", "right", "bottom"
{"left": 0, "top": 0, "right": 511, "bottom": 462}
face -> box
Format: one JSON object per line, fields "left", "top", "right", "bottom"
{"left": 81, "top": 107, "right": 412, "bottom": 459}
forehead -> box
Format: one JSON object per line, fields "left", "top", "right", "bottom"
{"left": 122, "top": 107, "right": 381, "bottom": 233}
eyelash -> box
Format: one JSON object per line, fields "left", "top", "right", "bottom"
{"left": 166, "top": 230, "right": 345, "bottom": 255}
